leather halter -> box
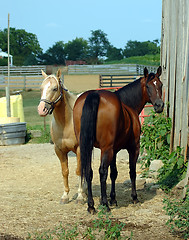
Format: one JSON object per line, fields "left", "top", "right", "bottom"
{"left": 40, "top": 92, "right": 63, "bottom": 115}
{"left": 40, "top": 75, "right": 68, "bottom": 115}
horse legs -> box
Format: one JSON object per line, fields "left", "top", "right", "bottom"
{"left": 99, "top": 148, "right": 113, "bottom": 211}
{"left": 75, "top": 147, "right": 86, "bottom": 204}
{"left": 128, "top": 145, "right": 140, "bottom": 204}
{"left": 54, "top": 145, "right": 69, "bottom": 204}
{"left": 109, "top": 152, "right": 118, "bottom": 206}
{"left": 86, "top": 168, "right": 95, "bottom": 214}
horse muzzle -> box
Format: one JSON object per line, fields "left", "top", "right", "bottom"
{"left": 153, "top": 99, "right": 164, "bottom": 113}
{"left": 38, "top": 101, "right": 54, "bottom": 116}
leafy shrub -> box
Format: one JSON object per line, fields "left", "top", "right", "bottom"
{"left": 140, "top": 111, "right": 187, "bottom": 190}
{"left": 163, "top": 188, "right": 189, "bottom": 239}
{"left": 140, "top": 111, "right": 171, "bottom": 168}
{"left": 158, "top": 146, "right": 187, "bottom": 191}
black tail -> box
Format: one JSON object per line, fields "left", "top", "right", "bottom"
{"left": 80, "top": 91, "right": 100, "bottom": 182}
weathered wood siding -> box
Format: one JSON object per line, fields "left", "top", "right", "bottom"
{"left": 161, "top": 0, "right": 189, "bottom": 154}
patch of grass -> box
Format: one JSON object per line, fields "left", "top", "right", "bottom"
{"left": 27, "top": 206, "right": 132, "bottom": 239}
{"left": 105, "top": 54, "right": 160, "bottom": 66}
{"left": 26, "top": 124, "right": 51, "bottom": 144}
{"left": 163, "top": 188, "right": 189, "bottom": 239}
{"left": 0, "top": 89, "right": 6, "bottom": 98}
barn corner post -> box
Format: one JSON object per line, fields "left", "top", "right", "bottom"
{"left": 161, "top": 0, "right": 189, "bottom": 198}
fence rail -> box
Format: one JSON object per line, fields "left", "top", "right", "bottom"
{"left": 99, "top": 74, "right": 138, "bottom": 88}
{"left": 68, "top": 64, "right": 157, "bottom": 75}
{"left": 0, "top": 75, "right": 43, "bottom": 90}
{"left": 0, "top": 64, "right": 158, "bottom": 90}
{"left": 0, "top": 65, "right": 46, "bottom": 76}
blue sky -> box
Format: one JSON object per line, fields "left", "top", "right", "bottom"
{"left": 1, "top": 0, "right": 162, "bottom": 52}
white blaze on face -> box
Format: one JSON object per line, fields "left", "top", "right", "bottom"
{"left": 153, "top": 80, "right": 160, "bottom": 97}
{"left": 41, "top": 81, "right": 51, "bottom": 99}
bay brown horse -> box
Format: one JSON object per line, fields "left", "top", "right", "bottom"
{"left": 38, "top": 70, "right": 85, "bottom": 204}
{"left": 73, "top": 66, "right": 164, "bottom": 213}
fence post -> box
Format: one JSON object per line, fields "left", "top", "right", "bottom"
{"left": 23, "top": 75, "right": 26, "bottom": 90}
{"left": 110, "top": 75, "right": 112, "bottom": 87}
{"left": 140, "top": 108, "right": 145, "bottom": 125}
{"left": 99, "top": 75, "right": 102, "bottom": 88}
{"left": 136, "top": 64, "right": 139, "bottom": 75}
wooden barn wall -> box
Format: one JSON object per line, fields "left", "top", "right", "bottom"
{"left": 161, "top": 0, "right": 189, "bottom": 154}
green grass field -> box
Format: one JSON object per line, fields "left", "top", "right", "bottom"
{"left": 105, "top": 54, "right": 160, "bottom": 66}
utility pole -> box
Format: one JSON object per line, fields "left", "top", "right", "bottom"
{"left": 6, "top": 13, "right": 11, "bottom": 117}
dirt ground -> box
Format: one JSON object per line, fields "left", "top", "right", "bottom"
{"left": 0, "top": 143, "right": 181, "bottom": 240}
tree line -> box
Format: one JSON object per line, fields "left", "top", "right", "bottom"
{"left": 0, "top": 28, "right": 160, "bottom": 66}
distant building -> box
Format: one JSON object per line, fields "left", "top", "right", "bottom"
{"left": 0, "top": 49, "right": 13, "bottom": 66}
{"left": 65, "top": 60, "right": 86, "bottom": 66}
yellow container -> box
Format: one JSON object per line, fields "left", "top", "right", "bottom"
{"left": 0, "top": 117, "right": 20, "bottom": 124}
{"left": 0, "top": 95, "right": 25, "bottom": 122}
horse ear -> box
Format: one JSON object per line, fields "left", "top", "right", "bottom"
{"left": 156, "top": 66, "right": 162, "bottom": 77}
{"left": 57, "top": 69, "right": 62, "bottom": 80}
{"left": 144, "top": 67, "right": 148, "bottom": 77}
{"left": 41, "top": 70, "right": 47, "bottom": 78}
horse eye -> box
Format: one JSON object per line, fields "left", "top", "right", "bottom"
{"left": 53, "top": 88, "right": 58, "bottom": 92}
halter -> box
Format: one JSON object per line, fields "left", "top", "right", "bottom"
{"left": 40, "top": 75, "right": 68, "bottom": 115}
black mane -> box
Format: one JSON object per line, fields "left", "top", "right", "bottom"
{"left": 115, "top": 78, "right": 143, "bottom": 109}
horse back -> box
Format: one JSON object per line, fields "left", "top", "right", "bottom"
{"left": 73, "top": 90, "right": 122, "bottom": 149}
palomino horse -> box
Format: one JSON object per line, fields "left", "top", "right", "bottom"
{"left": 73, "top": 66, "right": 164, "bottom": 213}
{"left": 38, "top": 69, "right": 84, "bottom": 204}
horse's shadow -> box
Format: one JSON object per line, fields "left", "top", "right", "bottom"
{"left": 75, "top": 181, "right": 158, "bottom": 208}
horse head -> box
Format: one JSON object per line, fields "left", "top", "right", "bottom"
{"left": 144, "top": 66, "right": 164, "bottom": 113}
{"left": 38, "top": 69, "right": 63, "bottom": 116}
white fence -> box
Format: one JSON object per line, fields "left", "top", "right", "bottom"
{"left": 0, "top": 65, "right": 46, "bottom": 76}
{"left": 68, "top": 64, "right": 157, "bottom": 75}
{"left": 0, "top": 75, "right": 43, "bottom": 90}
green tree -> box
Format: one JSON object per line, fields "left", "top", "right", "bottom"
{"left": 64, "top": 37, "right": 89, "bottom": 60}
{"left": 40, "top": 41, "right": 66, "bottom": 65}
{"left": 123, "top": 40, "right": 160, "bottom": 58}
{"left": 88, "top": 29, "right": 110, "bottom": 64}
{"left": 0, "top": 28, "right": 42, "bottom": 65}
{"left": 106, "top": 46, "right": 123, "bottom": 61}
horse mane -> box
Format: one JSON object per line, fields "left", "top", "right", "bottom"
{"left": 115, "top": 78, "right": 143, "bottom": 109}
{"left": 115, "top": 73, "right": 156, "bottom": 109}
{"left": 62, "top": 83, "right": 77, "bottom": 109}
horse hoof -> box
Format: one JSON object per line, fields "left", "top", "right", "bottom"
{"left": 133, "top": 199, "right": 139, "bottom": 204}
{"left": 110, "top": 199, "right": 118, "bottom": 206}
{"left": 88, "top": 207, "right": 96, "bottom": 215}
{"left": 106, "top": 206, "right": 111, "bottom": 212}
{"left": 60, "top": 198, "right": 69, "bottom": 204}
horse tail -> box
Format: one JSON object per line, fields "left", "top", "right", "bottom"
{"left": 80, "top": 91, "right": 100, "bottom": 182}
